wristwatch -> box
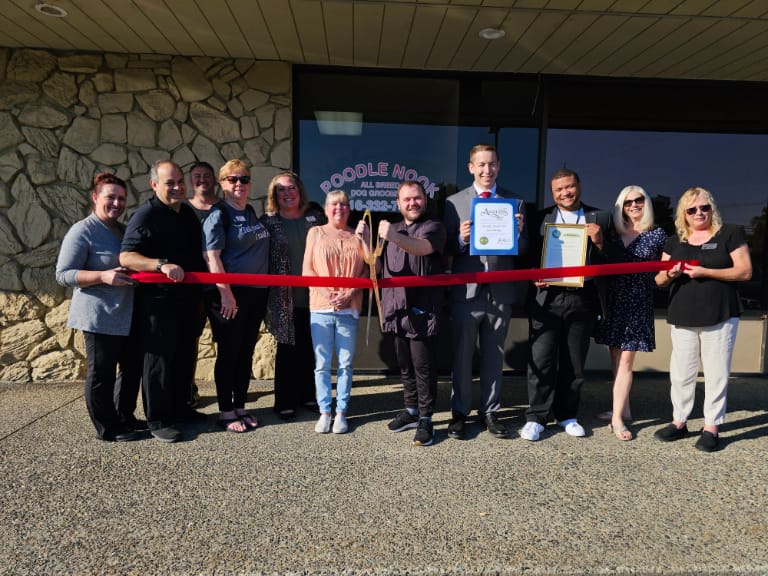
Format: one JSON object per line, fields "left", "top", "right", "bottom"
{"left": 156, "top": 258, "right": 168, "bottom": 272}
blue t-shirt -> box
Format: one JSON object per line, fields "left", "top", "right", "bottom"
{"left": 202, "top": 202, "right": 270, "bottom": 276}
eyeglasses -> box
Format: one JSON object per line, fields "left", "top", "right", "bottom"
{"left": 623, "top": 197, "right": 645, "bottom": 207}
{"left": 222, "top": 176, "right": 251, "bottom": 185}
{"left": 685, "top": 204, "right": 711, "bottom": 215}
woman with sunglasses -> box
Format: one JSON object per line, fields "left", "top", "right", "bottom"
{"left": 201, "top": 160, "right": 270, "bottom": 432}
{"left": 654, "top": 187, "right": 752, "bottom": 452}
{"left": 595, "top": 186, "right": 666, "bottom": 440}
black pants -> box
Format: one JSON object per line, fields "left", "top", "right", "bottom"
{"left": 395, "top": 333, "right": 439, "bottom": 418}
{"left": 135, "top": 287, "right": 201, "bottom": 431}
{"left": 526, "top": 286, "right": 598, "bottom": 424}
{"left": 207, "top": 286, "right": 268, "bottom": 412}
{"left": 274, "top": 307, "right": 316, "bottom": 412}
{"left": 83, "top": 331, "right": 138, "bottom": 439}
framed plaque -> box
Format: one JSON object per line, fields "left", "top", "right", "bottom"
{"left": 541, "top": 223, "right": 588, "bottom": 287}
{"left": 469, "top": 197, "right": 522, "bottom": 256}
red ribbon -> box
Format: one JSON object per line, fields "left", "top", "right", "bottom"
{"left": 131, "top": 260, "right": 695, "bottom": 288}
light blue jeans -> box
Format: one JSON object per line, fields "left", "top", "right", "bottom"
{"left": 310, "top": 311, "right": 358, "bottom": 414}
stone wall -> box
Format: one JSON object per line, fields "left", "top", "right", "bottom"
{"left": 0, "top": 48, "right": 290, "bottom": 383}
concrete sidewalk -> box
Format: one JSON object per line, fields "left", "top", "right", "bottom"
{"left": 1, "top": 373, "right": 767, "bottom": 575}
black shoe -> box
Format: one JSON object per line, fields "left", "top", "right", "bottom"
{"left": 412, "top": 418, "right": 434, "bottom": 446}
{"left": 123, "top": 416, "right": 148, "bottom": 431}
{"left": 277, "top": 409, "right": 297, "bottom": 420}
{"left": 114, "top": 430, "right": 142, "bottom": 442}
{"left": 387, "top": 409, "right": 419, "bottom": 432}
{"left": 188, "top": 383, "right": 200, "bottom": 408}
{"left": 483, "top": 413, "right": 508, "bottom": 438}
{"left": 654, "top": 423, "right": 689, "bottom": 442}
{"left": 150, "top": 426, "right": 181, "bottom": 443}
{"left": 447, "top": 415, "right": 465, "bottom": 440}
{"left": 695, "top": 430, "right": 720, "bottom": 452}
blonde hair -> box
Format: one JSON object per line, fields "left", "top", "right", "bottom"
{"left": 218, "top": 159, "right": 251, "bottom": 181}
{"left": 266, "top": 171, "right": 308, "bottom": 214}
{"left": 674, "top": 186, "right": 722, "bottom": 241}
{"left": 613, "top": 185, "right": 654, "bottom": 235}
{"left": 325, "top": 189, "right": 349, "bottom": 206}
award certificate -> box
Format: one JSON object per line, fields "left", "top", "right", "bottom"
{"left": 541, "top": 223, "right": 588, "bottom": 287}
{"left": 469, "top": 198, "right": 521, "bottom": 256}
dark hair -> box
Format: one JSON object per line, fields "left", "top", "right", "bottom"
{"left": 397, "top": 180, "right": 426, "bottom": 197}
{"left": 550, "top": 167, "right": 580, "bottom": 183}
{"left": 189, "top": 161, "right": 215, "bottom": 175}
{"left": 93, "top": 172, "right": 127, "bottom": 195}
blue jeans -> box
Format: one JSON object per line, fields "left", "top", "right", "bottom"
{"left": 310, "top": 312, "right": 359, "bottom": 414}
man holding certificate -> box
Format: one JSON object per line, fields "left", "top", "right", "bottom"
{"left": 443, "top": 144, "right": 527, "bottom": 440}
{"left": 520, "top": 168, "right": 610, "bottom": 442}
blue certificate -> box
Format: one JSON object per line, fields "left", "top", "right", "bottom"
{"left": 470, "top": 197, "right": 521, "bottom": 256}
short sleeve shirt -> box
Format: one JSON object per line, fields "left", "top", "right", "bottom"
{"left": 202, "top": 203, "right": 270, "bottom": 276}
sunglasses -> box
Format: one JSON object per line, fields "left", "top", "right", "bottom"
{"left": 623, "top": 197, "right": 645, "bottom": 207}
{"left": 222, "top": 176, "right": 251, "bottom": 185}
{"left": 685, "top": 204, "right": 711, "bottom": 215}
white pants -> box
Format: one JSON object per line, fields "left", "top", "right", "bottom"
{"left": 669, "top": 317, "right": 739, "bottom": 426}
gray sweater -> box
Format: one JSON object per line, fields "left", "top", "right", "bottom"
{"left": 55, "top": 213, "right": 134, "bottom": 336}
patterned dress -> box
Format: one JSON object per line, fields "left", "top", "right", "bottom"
{"left": 594, "top": 226, "right": 667, "bottom": 351}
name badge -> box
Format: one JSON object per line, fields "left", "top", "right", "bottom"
{"left": 701, "top": 243, "right": 717, "bottom": 250}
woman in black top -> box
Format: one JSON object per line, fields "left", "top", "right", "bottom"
{"left": 654, "top": 187, "right": 752, "bottom": 452}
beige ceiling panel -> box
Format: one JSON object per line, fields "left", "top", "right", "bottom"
{"left": 731, "top": 0, "right": 768, "bottom": 18}
{"left": 354, "top": 2, "right": 384, "bottom": 66}
{"left": 170, "top": 0, "right": 227, "bottom": 57}
{"left": 511, "top": 12, "right": 571, "bottom": 73}
{"left": 130, "top": 0, "right": 200, "bottom": 54}
{"left": 4, "top": 1, "right": 77, "bottom": 50}
{"left": 619, "top": 18, "right": 711, "bottom": 76}
{"left": 323, "top": 1, "right": 354, "bottom": 66}
{"left": 0, "top": 12, "right": 52, "bottom": 48}
{"left": 702, "top": 0, "right": 755, "bottom": 16}
{"left": 534, "top": 12, "right": 601, "bottom": 74}
{"left": 108, "top": 1, "right": 177, "bottom": 54}
{"left": 711, "top": 45, "right": 768, "bottom": 79}
{"left": 68, "top": 0, "right": 152, "bottom": 53}
{"left": 224, "top": 0, "right": 278, "bottom": 60}
{"left": 426, "top": 7, "right": 475, "bottom": 69}
{"left": 581, "top": 16, "right": 659, "bottom": 76}
{"left": 596, "top": 17, "right": 681, "bottom": 76}
{"left": 257, "top": 0, "right": 302, "bottom": 61}
{"left": 576, "top": 0, "right": 616, "bottom": 10}
{"left": 688, "top": 27, "right": 768, "bottom": 76}
{"left": 44, "top": 1, "right": 127, "bottom": 53}
{"left": 608, "top": 0, "right": 653, "bottom": 13}
{"left": 402, "top": 5, "right": 445, "bottom": 69}
{"left": 379, "top": 3, "right": 415, "bottom": 67}
{"left": 479, "top": 10, "right": 538, "bottom": 72}
{"left": 292, "top": 0, "right": 329, "bottom": 64}
{"left": 449, "top": 7, "right": 510, "bottom": 71}
{"left": 670, "top": 0, "right": 720, "bottom": 17}
{"left": 635, "top": 0, "right": 690, "bottom": 14}
{"left": 512, "top": 0, "right": 548, "bottom": 9}
{"left": 544, "top": 0, "right": 582, "bottom": 9}
{"left": 641, "top": 19, "right": 742, "bottom": 76}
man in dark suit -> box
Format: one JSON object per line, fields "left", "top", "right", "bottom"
{"left": 521, "top": 167, "right": 609, "bottom": 442}
{"left": 443, "top": 144, "right": 527, "bottom": 440}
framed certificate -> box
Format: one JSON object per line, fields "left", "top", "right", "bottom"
{"left": 469, "top": 197, "right": 522, "bottom": 256}
{"left": 541, "top": 223, "right": 588, "bottom": 287}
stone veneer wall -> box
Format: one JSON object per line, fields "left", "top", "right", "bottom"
{"left": 0, "top": 48, "right": 290, "bottom": 383}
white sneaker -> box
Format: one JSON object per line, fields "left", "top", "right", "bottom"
{"left": 315, "top": 413, "right": 331, "bottom": 434}
{"left": 332, "top": 413, "right": 348, "bottom": 434}
{"left": 520, "top": 421, "right": 544, "bottom": 442}
{"left": 557, "top": 418, "right": 586, "bottom": 437}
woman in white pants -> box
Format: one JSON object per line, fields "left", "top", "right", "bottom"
{"left": 654, "top": 187, "right": 752, "bottom": 452}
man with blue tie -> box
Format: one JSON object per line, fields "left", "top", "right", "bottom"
{"left": 443, "top": 144, "right": 527, "bottom": 440}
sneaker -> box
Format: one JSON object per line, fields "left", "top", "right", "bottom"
{"left": 694, "top": 430, "right": 719, "bottom": 452}
{"left": 412, "top": 419, "right": 434, "bottom": 446}
{"left": 315, "top": 413, "right": 332, "bottom": 434}
{"left": 557, "top": 418, "right": 586, "bottom": 437}
{"left": 520, "top": 421, "right": 545, "bottom": 442}
{"left": 387, "top": 409, "right": 419, "bottom": 432}
{"left": 150, "top": 426, "right": 181, "bottom": 443}
{"left": 332, "top": 413, "right": 348, "bottom": 434}
{"left": 654, "top": 423, "right": 689, "bottom": 442}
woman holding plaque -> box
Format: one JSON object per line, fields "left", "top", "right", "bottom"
{"left": 594, "top": 186, "right": 666, "bottom": 441}
{"left": 653, "top": 187, "right": 751, "bottom": 452}
{"left": 303, "top": 190, "right": 368, "bottom": 435}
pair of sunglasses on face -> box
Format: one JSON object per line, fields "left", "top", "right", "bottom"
{"left": 222, "top": 176, "right": 251, "bottom": 185}
{"left": 685, "top": 204, "right": 712, "bottom": 215}
{"left": 623, "top": 196, "right": 645, "bottom": 207}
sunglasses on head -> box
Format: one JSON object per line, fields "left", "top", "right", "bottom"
{"left": 685, "top": 204, "right": 711, "bottom": 215}
{"left": 623, "top": 196, "right": 645, "bottom": 207}
{"left": 223, "top": 176, "right": 251, "bottom": 185}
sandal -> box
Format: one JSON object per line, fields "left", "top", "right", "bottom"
{"left": 218, "top": 418, "right": 247, "bottom": 433}
{"left": 608, "top": 422, "right": 633, "bottom": 441}
{"left": 236, "top": 411, "right": 259, "bottom": 429}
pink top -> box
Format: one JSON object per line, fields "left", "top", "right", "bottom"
{"left": 305, "top": 226, "right": 367, "bottom": 313}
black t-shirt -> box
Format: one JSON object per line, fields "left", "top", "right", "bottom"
{"left": 121, "top": 196, "right": 206, "bottom": 298}
{"left": 664, "top": 224, "right": 746, "bottom": 327}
